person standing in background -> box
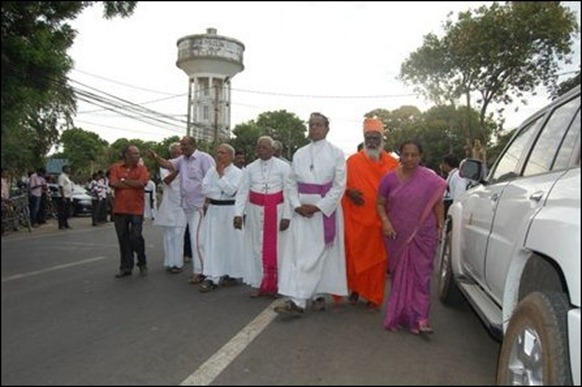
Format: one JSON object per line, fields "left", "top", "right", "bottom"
{"left": 143, "top": 178, "right": 157, "bottom": 222}
{"left": 440, "top": 154, "right": 468, "bottom": 215}
{"left": 28, "top": 167, "right": 46, "bottom": 228}
{"left": 233, "top": 150, "right": 247, "bottom": 170}
{"left": 273, "top": 140, "right": 291, "bottom": 164}
{"left": 57, "top": 165, "right": 73, "bottom": 230}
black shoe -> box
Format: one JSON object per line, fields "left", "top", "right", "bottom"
{"left": 115, "top": 271, "right": 132, "bottom": 278}
{"left": 274, "top": 300, "right": 305, "bottom": 314}
{"left": 170, "top": 266, "right": 184, "bottom": 274}
{"left": 311, "top": 297, "right": 326, "bottom": 312}
{"left": 219, "top": 275, "right": 240, "bottom": 287}
{"left": 199, "top": 279, "right": 217, "bottom": 293}
{"left": 138, "top": 265, "right": 148, "bottom": 276}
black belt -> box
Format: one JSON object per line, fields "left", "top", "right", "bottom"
{"left": 209, "top": 199, "right": 235, "bottom": 206}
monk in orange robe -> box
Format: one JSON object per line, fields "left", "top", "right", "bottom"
{"left": 342, "top": 118, "right": 399, "bottom": 309}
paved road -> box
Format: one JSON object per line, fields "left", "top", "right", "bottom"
{"left": 1, "top": 216, "right": 500, "bottom": 385}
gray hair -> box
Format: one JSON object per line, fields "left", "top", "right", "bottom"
{"left": 272, "top": 140, "right": 283, "bottom": 151}
{"left": 168, "top": 142, "right": 181, "bottom": 152}
{"left": 257, "top": 135, "right": 274, "bottom": 146}
{"left": 218, "top": 143, "right": 235, "bottom": 158}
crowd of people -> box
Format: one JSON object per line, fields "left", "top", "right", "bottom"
{"left": 3, "top": 111, "right": 468, "bottom": 335}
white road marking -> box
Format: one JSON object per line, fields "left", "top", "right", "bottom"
{"left": 1, "top": 256, "right": 108, "bottom": 283}
{"left": 180, "top": 301, "right": 279, "bottom": 385}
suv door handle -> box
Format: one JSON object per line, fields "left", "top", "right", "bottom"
{"left": 529, "top": 191, "right": 544, "bottom": 202}
{"left": 491, "top": 193, "right": 499, "bottom": 202}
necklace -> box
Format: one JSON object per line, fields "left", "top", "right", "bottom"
{"left": 261, "top": 159, "right": 274, "bottom": 192}
{"left": 309, "top": 144, "right": 315, "bottom": 171}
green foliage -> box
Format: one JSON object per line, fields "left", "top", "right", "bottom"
{"left": 487, "top": 128, "right": 517, "bottom": 168}
{"left": 255, "top": 110, "right": 309, "bottom": 161}
{"left": 552, "top": 69, "right": 581, "bottom": 98}
{"left": 1, "top": 1, "right": 137, "bottom": 175}
{"left": 230, "top": 110, "right": 308, "bottom": 163}
{"left": 367, "top": 104, "right": 497, "bottom": 171}
{"left": 399, "top": 2, "right": 579, "bottom": 159}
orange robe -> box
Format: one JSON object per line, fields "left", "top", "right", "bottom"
{"left": 342, "top": 150, "right": 399, "bottom": 307}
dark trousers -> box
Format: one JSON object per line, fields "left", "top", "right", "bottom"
{"left": 91, "top": 199, "right": 102, "bottom": 225}
{"left": 184, "top": 223, "right": 192, "bottom": 258}
{"left": 55, "top": 197, "right": 71, "bottom": 229}
{"left": 113, "top": 213, "right": 146, "bottom": 273}
{"left": 29, "top": 195, "right": 41, "bottom": 225}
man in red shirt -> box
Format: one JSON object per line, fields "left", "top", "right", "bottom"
{"left": 109, "top": 144, "right": 150, "bottom": 278}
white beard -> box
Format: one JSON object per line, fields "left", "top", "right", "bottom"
{"left": 365, "top": 146, "right": 381, "bottom": 160}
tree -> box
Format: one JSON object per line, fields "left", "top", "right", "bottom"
{"left": 365, "top": 106, "right": 423, "bottom": 134}
{"left": 1, "top": 1, "right": 137, "bottom": 174}
{"left": 231, "top": 110, "right": 309, "bottom": 163}
{"left": 230, "top": 121, "right": 263, "bottom": 163}
{"left": 57, "top": 127, "right": 109, "bottom": 177}
{"left": 400, "top": 2, "right": 579, "bottom": 162}
{"left": 255, "top": 110, "right": 308, "bottom": 160}
{"left": 365, "top": 104, "right": 492, "bottom": 171}
{"left": 552, "top": 68, "right": 581, "bottom": 98}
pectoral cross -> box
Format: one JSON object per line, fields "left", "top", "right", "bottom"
{"left": 263, "top": 183, "right": 269, "bottom": 192}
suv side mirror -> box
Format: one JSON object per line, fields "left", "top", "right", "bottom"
{"left": 459, "top": 158, "right": 484, "bottom": 183}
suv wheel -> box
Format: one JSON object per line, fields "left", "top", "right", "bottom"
{"left": 497, "top": 291, "right": 572, "bottom": 385}
{"left": 437, "top": 221, "right": 462, "bottom": 306}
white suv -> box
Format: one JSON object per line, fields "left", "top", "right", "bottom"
{"left": 438, "top": 85, "right": 580, "bottom": 385}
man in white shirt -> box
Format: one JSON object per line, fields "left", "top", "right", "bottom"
{"left": 441, "top": 154, "right": 468, "bottom": 214}
{"left": 57, "top": 165, "right": 73, "bottom": 230}
{"left": 234, "top": 136, "right": 291, "bottom": 298}
{"left": 198, "top": 143, "right": 245, "bottom": 292}
{"left": 154, "top": 142, "right": 187, "bottom": 273}
{"left": 275, "top": 112, "right": 348, "bottom": 314}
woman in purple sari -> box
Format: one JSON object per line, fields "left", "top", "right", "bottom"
{"left": 376, "top": 140, "right": 446, "bottom": 334}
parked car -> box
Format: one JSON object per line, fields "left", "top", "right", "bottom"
{"left": 48, "top": 183, "right": 93, "bottom": 217}
{"left": 438, "top": 85, "right": 580, "bottom": 385}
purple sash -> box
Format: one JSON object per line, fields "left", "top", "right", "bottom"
{"left": 298, "top": 182, "right": 335, "bottom": 246}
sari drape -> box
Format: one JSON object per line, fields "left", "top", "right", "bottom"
{"left": 378, "top": 166, "right": 446, "bottom": 331}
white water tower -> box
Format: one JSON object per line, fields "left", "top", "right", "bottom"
{"left": 176, "top": 28, "right": 245, "bottom": 143}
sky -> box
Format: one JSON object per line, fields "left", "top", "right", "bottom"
{"left": 68, "top": 1, "right": 581, "bottom": 156}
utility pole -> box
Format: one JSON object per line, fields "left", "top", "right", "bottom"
{"left": 213, "top": 80, "right": 219, "bottom": 146}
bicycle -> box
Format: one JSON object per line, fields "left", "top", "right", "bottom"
{"left": 1, "top": 194, "right": 32, "bottom": 234}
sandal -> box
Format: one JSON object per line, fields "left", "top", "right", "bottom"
{"left": 188, "top": 273, "right": 206, "bottom": 284}
{"left": 199, "top": 279, "right": 217, "bottom": 293}
{"left": 416, "top": 319, "right": 434, "bottom": 334}
{"left": 348, "top": 292, "right": 359, "bottom": 305}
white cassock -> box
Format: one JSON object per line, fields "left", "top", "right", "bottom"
{"left": 144, "top": 179, "right": 157, "bottom": 221}
{"left": 278, "top": 139, "right": 348, "bottom": 305}
{"left": 200, "top": 164, "right": 245, "bottom": 282}
{"left": 234, "top": 157, "right": 291, "bottom": 290}
{"left": 154, "top": 169, "right": 187, "bottom": 269}
{"left": 150, "top": 168, "right": 186, "bottom": 268}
